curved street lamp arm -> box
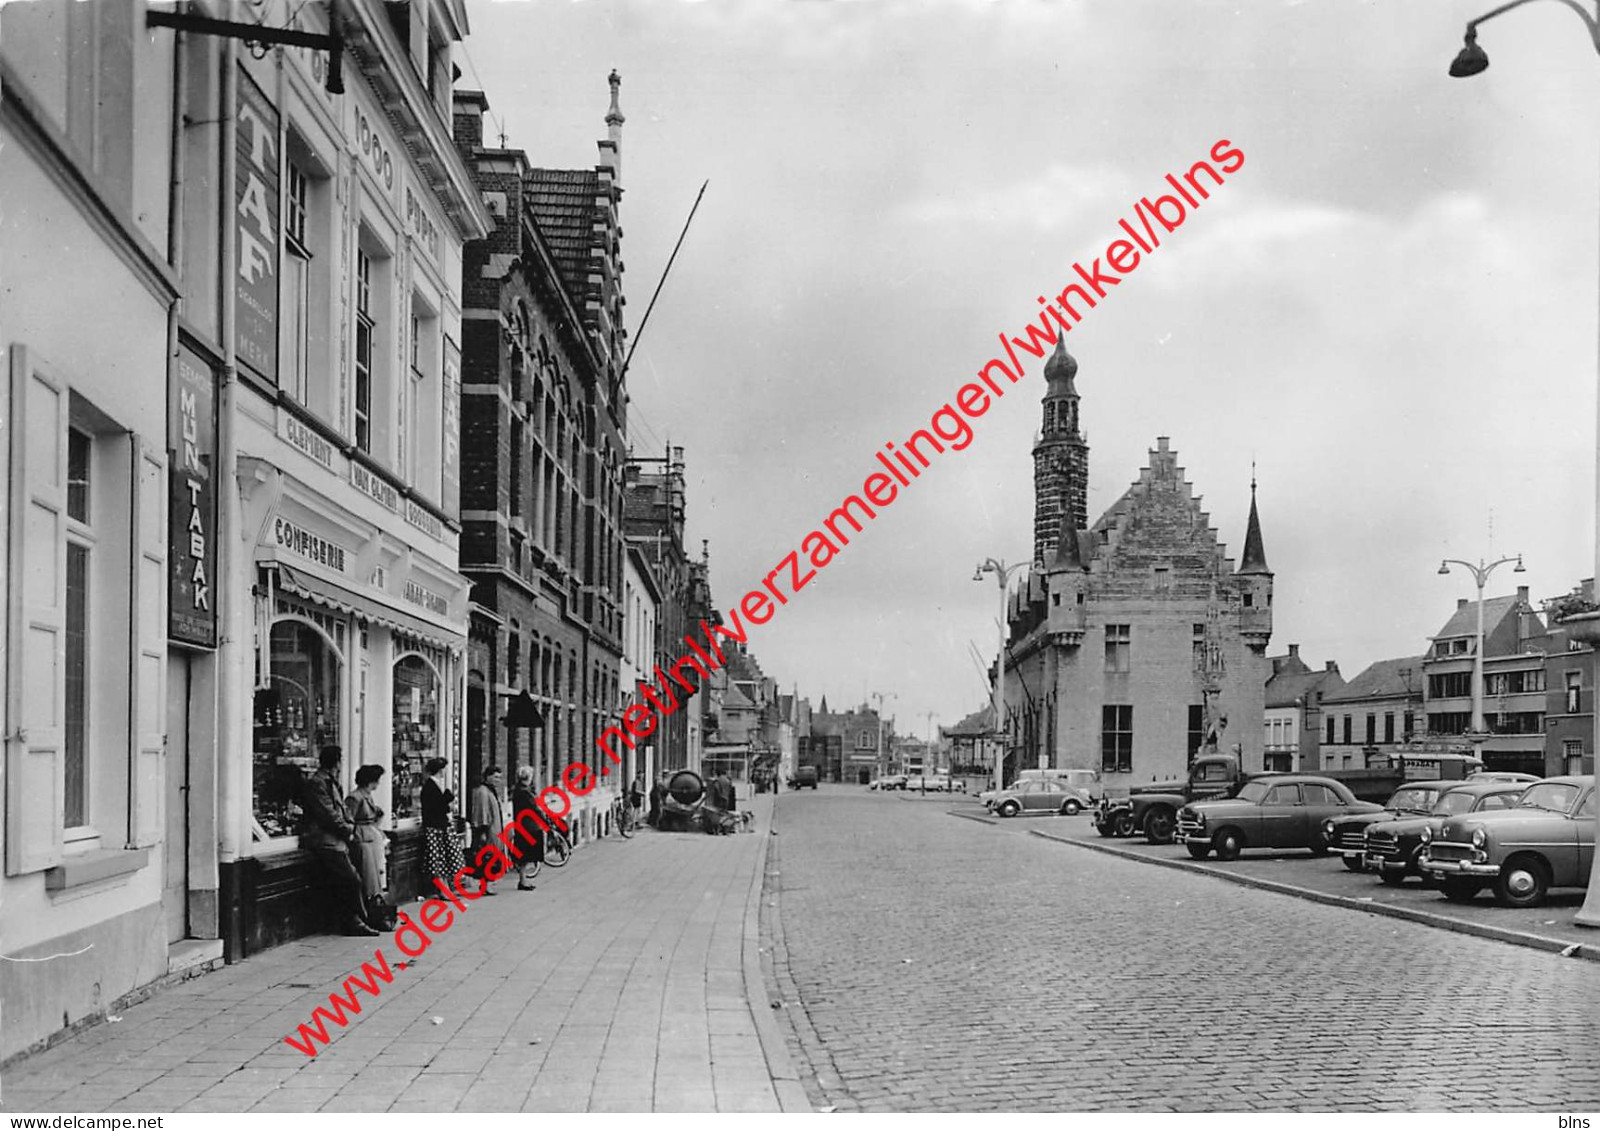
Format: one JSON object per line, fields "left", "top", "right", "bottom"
{"left": 1467, "top": 0, "right": 1600, "bottom": 49}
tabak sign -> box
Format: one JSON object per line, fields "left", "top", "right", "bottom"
{"left": 236, "top": 66, "right": 279, "bottom": 383}
{"left": 170, "top": 345, "right": 218, "bottom": 648}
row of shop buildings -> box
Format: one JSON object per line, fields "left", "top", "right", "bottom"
{"left": 1265, "top": 583, "right": 1598, "bottom": 780}
{"left": 0, "top": 0, "right": 724, "bottom": 1062}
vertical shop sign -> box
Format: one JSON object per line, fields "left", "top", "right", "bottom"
{"left": 170, "top": 344, "right": 218, "bottom": 647}
{"left": 235, "top": 66, "right": 280, "bottom": 383}
{"left": 441, "top": 335, "right": 461, "bottom": 519}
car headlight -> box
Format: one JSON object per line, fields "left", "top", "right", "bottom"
{"left": 1470, "top": 828, "right": 1487, "bottom": 849}
{"left": 1322, "top": 819, "right": 1335, "bottom": 838}
{"left": 1419, "top": 826, "right": 1432, "bottom": 845}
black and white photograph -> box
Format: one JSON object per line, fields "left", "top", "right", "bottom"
{"left": 1, "top": 0, "right": 1599, "bottom": 1118}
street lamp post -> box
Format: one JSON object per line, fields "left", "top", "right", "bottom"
{"left": 872, "top": 691, "right": 896, "bottom": 784}
{"left": 974, "top": 557, "right": 1029, "bottom": 799}
{"left": 1436, "top": 555, "right": 1525, "bottom": 765}
{"left": 1445, "top": 1, "right": 1600, "bottom": 927}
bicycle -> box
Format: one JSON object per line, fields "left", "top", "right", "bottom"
{"left": 609, "top": 794, "right": 639, "bottom": 839}
{"left": 542, "top": 823, "right": 572, "bottom": 867}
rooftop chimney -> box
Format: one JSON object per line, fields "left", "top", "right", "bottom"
{"left": 1325, "top": 661, "right": 1338, "bottom": 673}
{"left": 1458, "top": 598, "right": 1468, "bottom": 610}
{"left": 1288, "top": 643, "right": 1300, "bottom": 658}
{"left": 1516, "top": 585, "right": 1529, "bottom": 605}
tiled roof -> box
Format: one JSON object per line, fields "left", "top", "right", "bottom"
{"left": 943, "top": 705, "right": 995, "bottom": 737}
{"left": 1264, "top": 666, "right": 1343, "bottom": 709}
{"left": 1431, "top": 594, "right": 1522, "bottom": 641}
{"left": 526, "top": 168, "right": 599, "bottom": 299}
{"left": 1323, "top": 657, "right": 1425, "bottom": 703}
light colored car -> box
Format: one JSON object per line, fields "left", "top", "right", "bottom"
{"left": 868, "top": 774, "right": 908, "bottom": 791}
{"left": 991, "top": 778, "right": 1092, "bottom": 817}
{"left": 1420, "top": 775, "right": 1595, "bottom": 907}
{"left": 903, "top": 775, "right": 950, "bottom": 792}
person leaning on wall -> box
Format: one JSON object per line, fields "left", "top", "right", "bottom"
{"left": 345, "top": 764, "right": 388, "bottom": 907}
{"left": 299, "top": 745, "right": 380, "bottom": 937}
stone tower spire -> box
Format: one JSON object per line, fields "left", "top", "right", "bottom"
{"left": 602, "top": 69, "right": 624, "bottom": 180}
{"left": 1032, "top": 336, "right": 1089, "bottom": 564}
{"left": 1237, "top": 468, "right": 1270, "bottom": 576}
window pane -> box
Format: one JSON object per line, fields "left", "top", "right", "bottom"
{"left": 253, "top": 620, "right": 343, "bottom": 839}
{"left": 64, "top": 542, "right": 89, "bottom": 827}
{"left": 67, "top": 428, "right": 90, "bottom": 523}
{"left": 392, "top": 655, "right": 439, "bottom": 822}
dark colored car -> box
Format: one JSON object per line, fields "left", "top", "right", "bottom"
{"left": 790, "top": 766, "right": 820, "bottom": 790}
{"left": 1324, "top": 782, "right": 1456, "bottom": 873}
{"left": 1176, "top": 775, "right": 1382, "bottom": 860}
{"left": 1421, "top": 775, "right": 1595, "bottom": 907}
{"left": 1360, "top": 780, "right": 1527, "bottom": 885}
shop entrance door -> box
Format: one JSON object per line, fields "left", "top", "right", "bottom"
{"left": 163, "top": 654, "right": 190, "bottom": 943}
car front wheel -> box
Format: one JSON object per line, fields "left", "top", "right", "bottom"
{"left": 1060, "top": 800, "right": 1082, "bottom": 816}
{"left": 1213, "top": 828, "right": 1244, "bottom": 861}
{"left": 1144, "top": 809, "right": 1175, "bottom": 845}
{"left": 998, "top": 800, "right": 1021, "bottom": 818}
{"left": 1494, "top": 855, "right": 1550, "bottom": 908}
{"left": 1112, "top": 811, "right": 1137, "bottom": 838}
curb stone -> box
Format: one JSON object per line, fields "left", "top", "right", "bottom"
{"left": 740, "top": 795, "right": 810, "bottom": 1113}
{"left": 947, "top": 809, "right": 997, "bottom": 826}
{"left": 1027, "top": 826, "right": 1600, "bottom": 963}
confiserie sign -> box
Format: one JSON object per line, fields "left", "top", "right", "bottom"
{"left": 169, "top": 344, "right": 218, "bottom": 648}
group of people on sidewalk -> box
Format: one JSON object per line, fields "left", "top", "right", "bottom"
{"left": 300, "top": 753, "right": 747, "bottom": 934}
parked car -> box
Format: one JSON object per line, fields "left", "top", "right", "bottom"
{"left": 1360, "top": 780, "right": 1528, "bottom": 885}
{"left": 1467, "top": 771, "right": 1542, "bottom": 784}
{"left": 991, "top": 778, "right": 1093, "bottom": 817}
{"left": 868, "top": 774, "right": 908, "bottom": 791}
{"left": 984, "top": 769, "right": 1099, "bottom": 810}
{"left": 789, "top": 766, "right": 820, "bottom": 790}
{"left": 1420, "top": 775, "right": 1595, "bottom": 907}
{"left": 1176, "top": 775, "right": 1382, "bottom": 860}
{"left": 903, "top": 775, "right": 943, "bottom": 792}
{"left": 1324, "top": 782, "right": 1456, "bottom": 873}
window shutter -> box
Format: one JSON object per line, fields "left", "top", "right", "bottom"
{"left": 127, "top": 438, "right": 167, "bottom": 847}
{"left": 6, "top": 346, "right": 68, "bottom": 875}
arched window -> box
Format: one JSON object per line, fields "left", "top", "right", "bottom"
{"left": 392, "top": 652, "right": 441, "bottom": 821}
{"left": 253, "top": 618, "right": 344, "bottom": 840}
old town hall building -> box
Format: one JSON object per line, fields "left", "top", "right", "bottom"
{"left": 1001, "top": 339, "right": 1273, "bottom": 786}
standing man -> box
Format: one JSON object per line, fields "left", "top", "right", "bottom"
{"left": 469, "top": 767, "right": 505, "bottom": 896}
{"left": 299, "top": 746, "right": 379, "bottom": 936}
{"left": 648, "top": 771, "right": 669, "bottom": 828}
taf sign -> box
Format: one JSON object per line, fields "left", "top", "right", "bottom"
{"left": 170, "top": 344, "right": 218, "bottom": 648}
{"left": 235, "top": 67, "right": 279, "bottom": 384}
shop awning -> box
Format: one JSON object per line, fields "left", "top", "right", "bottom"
{"left": 272, "top": 563, "right": 464, "bottom": 653}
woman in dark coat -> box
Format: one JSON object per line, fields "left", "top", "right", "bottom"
{"left": 510, "top": 765, "right": 542, "bottom": 890}
{"left": 421, "top": 756, "right": 465, "bottom": 888}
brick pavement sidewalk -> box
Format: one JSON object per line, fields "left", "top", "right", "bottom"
{"left": 0, "top": 794, "right": 805, "bottom": 1114}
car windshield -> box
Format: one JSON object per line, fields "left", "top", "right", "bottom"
{"left": 1517, "top": 782, "right": 1579, "bottom": 814}
{"left": 1433, "top": 791, "right": 1477, "bottom": 816}
{"left": 1388, "top": 787, "right": 1438, "bottom": 813}
{"left": 1234, "top": 780, "right": 1271, "bottom": 803}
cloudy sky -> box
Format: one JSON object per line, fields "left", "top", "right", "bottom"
{"left": 465, "top": 0, "right": 1598, "bottom": 737}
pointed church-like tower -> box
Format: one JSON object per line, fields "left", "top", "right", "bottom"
{"left": 1032, "top": 336, "right": 1089, "bottom": 565}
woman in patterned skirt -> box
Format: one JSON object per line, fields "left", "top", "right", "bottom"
{"left": 421, "top": 756, "right": 465, "bottom": 886}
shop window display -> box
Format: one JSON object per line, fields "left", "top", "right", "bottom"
{"left": 253, "top": 618, "right": 344, "bottom": 840}
{"left": 392, "top": 652, "right": 440, "bottom": 821}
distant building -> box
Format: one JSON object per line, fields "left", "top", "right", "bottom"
{"left": 1263, "top": 645, "right": 1343, "bottom": 771}
{"left": 1422, "top": 586, "right": 1547, "bottom": 776}
{"left": 1542, "top": 580, "right": 1595, "bottom": 777}
{"left": 1002, "top": 340, "right": 1272, "bottom": 788}
{"left": 809, "top": 700, "right": 888, "bottom": 784}
{"left": 1318, "top": 657, "right": 1426, "bottom": 770}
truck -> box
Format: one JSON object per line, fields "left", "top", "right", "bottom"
{"left": 1093, "top": 751, "right": 1484, "bottom": 845}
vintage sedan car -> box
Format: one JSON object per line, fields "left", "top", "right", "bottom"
{"left": 1362, "top": 780, "right": 1527, "bottom": 885}
{"left": 1177, "top": 775, "right": 1382, "bottom": 860}
{"left": 1420, "top": 775, "right": 1595, "bottom": 907}
{"left": 991, "top": 778, "right": 1092, "bottom": 817}
{"left": 1323, "top": 782, "right": 1454, "bottom": 873}
{"left": 868, "top": 774, "right": 908, "bottom": 791}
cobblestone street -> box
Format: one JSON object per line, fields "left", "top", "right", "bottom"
{"left": 763, "top": 786, "right": 1600, "bottom": 1112}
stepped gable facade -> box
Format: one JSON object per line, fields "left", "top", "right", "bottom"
{"left": 1001, "top": 339, "right": 1272, "bottom": 786}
